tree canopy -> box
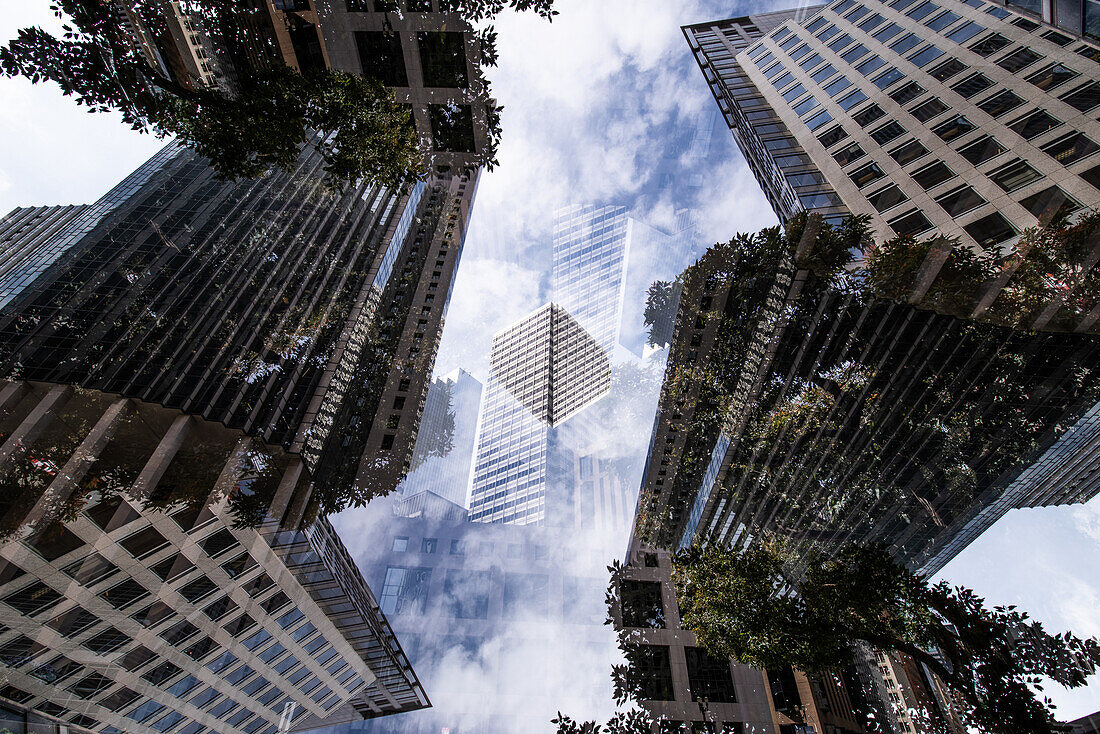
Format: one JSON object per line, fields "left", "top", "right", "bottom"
{"left": 0, "top": 0, "right": 556, "bottom": 187}
{"left": 673, "top": 541, "right": 1100, "bottom": 734}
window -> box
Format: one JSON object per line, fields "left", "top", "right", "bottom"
{"left": 842, "top": 44, "right": 870, "bottom": 63}
{"left": 100, "top": 578, "right": 149, "bottom": 609}
{"left": 793, "top": 96, "right": 821, "bottom": 117}
{"left": 787, "top": 172, "right": 828, "bottom": 187}
{"left": 1060, "top": 81, "right": 1100, "bottom": 112}
{"left": 799, "top": 53, "right": 824, "bottom": 71}
{"left": 977, "top": 89, "right": 1024, "bottom": 118}
{"left": 771, "top": 71, "right": 795, "bottom": 90}
{"left": 909, "top": 44, "right": 944, "bottom": 67}
{"left": 624, "top": 645, "right": 675, "bottom": 701}
{"left": 998, "top": 47, "right": 1044, "bottom": 72}
{"left": 856, "top": 55, "right": 886, "bottom": 76}
{"left": 890, "top": 139, "right": 929, "bottom": 165}
{"left": 824, "top": 77, "right": 852, "bottom": 97}
{"left": 379, "top": 566, "right": 431, "bottom": 615}
{"left": 1007, "top": 109, "right": 1060, "bottom": 140}
{"left": 4, "top": 581, "right": 63, "bottom": 616}
{"left": 988, "top": 159, "right": 1043, "bottom": 192}
{"left": 890, "top": 81, "right": 924, "bottom": 104}
{"left": 1026, "top": 63, "right": 1078, "bottom": 91}
{"left": 958, "top": 135, "right": 1007, "bottom": 164}
{"left": 443, "top": 569, "right": 490, "bottom": 619}
{"left": 429, "top": 104, "right": 476, "bottom": 152}
{"left": 952, "top": 73, "right": 993, "bottom": 98}
{"left": 928, "top": 57, "right": 966, "bottom": 80}
{"left": 867, "top": 184, "right": 909, "bottom": 212}
{"left": 179, "top": 576, "right": 218, "bottom": 603}
{"left": 970, "top": 33, "right": 1011, "bottom": 56}
{"left": 620, "top": 581, "right": 666, "bottom": 628}
{"left": 872, "top": 67, "right": 904, "bottom": 89}
{"left": 891, "top": 33, "right": 921, "bottom": 54}
{"left": 828, "top": 34, "right": 854, "bottom": 53}
{"left": 68, "top": 672, "right": 113, "bottom": 699}
{"left": 1042, "top": 29, "right": 1074, "bottom": 46}
{"left": 874, "top": 22, "right": 904, "bottom": 42}
{"left": 1020, "top": 186, "right": 1082, "bottom": 220}
{"left": 84, "top": 627, "right": 130, "bottom": 654}
{"left": 817, "top": 126, "right": 849, "bottom": 148}
{"left": 859, "top": 12, "right": 885, "bottom": 30}
{"left": 817, "top": 24, "right": 841, "bottom": 42}
{"left": 932, "top": 115, "right": 976, "bottom": 142}
{"left": 834, "top": 142, "right": 866, "bottom": 166}
{"left": 686, "top": 647, "right": 737, "bottom": 703}
{"left": 947, "top": 21, "right": 985, "bottom": 44}
{"left": 1041, "top": 132, "right": 1100, "bottom": 164}
{"left": 852, "top": 104, "right": 885, "bottom": 127}
{"left": 907, "top": 1, "right": 939, "bottom": 20}
{"left": 837, "top": 90, "right": 868, "bottom": 110}
{"left": 811, "top": 64, "right": 837, "bottom": 83}
{"left": 911, "top": 160, "right": 956, "bottom": 189}
{"left": 788, "top": 45, "right": 810, "bottom": 62}
{"left": 850, "top": 162, "right": 885, "bottom": 187}
{"left": 910, "top": 98, "right": 948, "bottom": 122}
{"left": 199, "top": 529, "right": 239, "bottom": 557}
{"left": 782, "top": 83, "right": 807, "bottom": 103}
{"left": 889, "top": 209, "right": 934, "bottom": 236}
{"left": 353, "top": 31, "right": 408, "bottom": 87}
{"left": 927, "top": 9, "right": 960, "bottom": 31}
{"left": 449, "top": 539, "right": 466, "bottom": 555}
{"left": 964, "top": 213, "right": 1017, "bottom": 246}
{"left": 421, "top": 537, "right": 437, "bottom": 553}
{"left": 807, "top": 110, "right": 833, "bottom": 131}
{"left": 120, "top": 526, "right": 170, "bottom": 559}
{"left": 870, "top": 120, "right": 906, "bottom": 144}
{"left": 936, "top": 185, "right": 986, "bottom": 216}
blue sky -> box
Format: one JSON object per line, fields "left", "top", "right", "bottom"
{"left": 1, "top": 0, "right": 1098, "bottom": 722}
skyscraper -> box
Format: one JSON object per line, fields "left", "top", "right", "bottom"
{"left": 684, "top": 0, "right": 1100, "bottom": 245}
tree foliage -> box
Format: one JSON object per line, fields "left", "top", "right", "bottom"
{"left": 673, "top": 542, "right": 1100, "bottom": 734}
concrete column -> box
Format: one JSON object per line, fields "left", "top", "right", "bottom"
{"left": 130, "top": 414, "right": 192, "bottom": 501}
{"left": 0, "top": 380, "right": 28, "bottom": 414}
{"left": 264, "top": 457, "right": 305, "bottom": 530}
{"left": 0, "top": 384, "right": 72, "bottom": 477}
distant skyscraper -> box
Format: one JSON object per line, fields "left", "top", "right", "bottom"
{"left": 396, "top": 369, "right": 483, "bottom": 512}
{"left": 468, "top": 304, "right": 611, "bottom": 525}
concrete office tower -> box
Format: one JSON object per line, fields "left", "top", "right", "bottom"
{"left": 632, "top": 217, "right": 1100, "bottom": 576}
{"left": 396, "top": 369, "right": 483, "bottom": 512}
{"left": 0, "top": 385, "right": 426, "bottom": 732}
{"left": 468, "top": 304, "right": 612, "bottom": 525}
{"left": 685, "top": 0, "right": 1100, "bottom": 245}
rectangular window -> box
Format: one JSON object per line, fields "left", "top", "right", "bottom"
{"left": 867, "top": 184, "right": 909, "bottom": 212}
{"left": 828, "top": 34, "right": 854, "bottom": 52}
{"left": 794, "top": 96, "right": 822, "bottom": 117}
{"left": 421, "top": 537, "right": 437, "bottom": 553}
{"left": 947, "top": 21, "right": 985, "bottom": 44}
{"left": 859, "top": 12, "right": 886, "bottom": 30}
{"left": 870, "top": 120, "right": 906, "bottom": 144}
{"left": 1026, "top": 63, "right": 1079, "bottom": 91}
{"left": 874, "top": 22, "right": 904, "bottom": 42}
{"left": 964, "top": 213, "right": 1017, "bottom": 247}
{"left": 1040, "top": 132, "right": 1100, "bottom": 164}
{"left": 928, "top": 58, "right": 966, "bottom": 81}
{"left": 846, "top": 5, "right": 870, "bottom": 21}
{"left": 909, "top": 44, "right": 944, "bottom": 67}
{"left": 988, "top": 159, "right": 1044, "bottom": 192}
{"left": 841, "top": 44, "right": 870, "bottom": 63}
{"left": 977, "top": 89, "right": 1024, "bottom": 118}
{"left": 891, "top": 33, "right": 920, "bottom": 54}
{"left": 872, "top": 67, "right": 904, "bottom": 89}
{"left": 1060, "top": 81, "right": 1100, "bottom": 112}
{"left": 1041, "top": 29, "right": 1073, "bottom": 46}
{"left": 417, "top": 31, "right": 468, "bottom": 88}
{"left": 952, "top": 73, "right": 992, "bottom": 98}
{"left": 970, "top": 33, "right": 1011, "bottom": 56}
{"left": 910, "top": 97, "right": 948, "bottom": 122}
{"left": 856, "top": 55, "right": 886, "bottom": 76}
{"left": 933, "top": 115, "right": 976, "bottom": 142}
{"left": 834, "top": 142, "right": 866, "bottom": 166}
{"left": 817, "top": 126, "right": 849, "bottom": 148}
{"left": 889, "top": 209, "right": 935, "bottom": 236}
{"left": 806, "top": 110, "right": 834, "bottom": 130}
{"left": 936, "top": 185, "right": 986, "bottom": 216}
{"left": 852, "top": 104, "right": 885, "bottom": 127}
{"left": 812, "top": 64, "right": 838, "bottom": 83}
{"left": 1019, "top": 186, "right": 1082, "bottom": 220}
{"left": 782, "top": 83, "right": 807, "bottom": 103}
{"left": 907, "top": 1, "right": 939, "bottom": 20}
{"left": 958, "top": 135, "right": 1006, "bottom": 164}
{"left": 890, "top": 139, "right": 929, "bottom": 165}
{"left": 771, "top": 71, "right": 795, "bottom": 90}
{"left": 765, "top": 61, "right": 789, "bottom": 79}
{"left": 817, "top": 24, "right": 841, "bottom": 42}
{"left": 354, "top": 31, "right": 408, "bottom": 87}
{"left": 391, "top": 536, "right": 408, "bottom": 552}
{"left": 911, "top": 160, "right": 956, "bottom": 189}
{"left": 754, "top": 51, "right": 776, "bottom": 68}
{"left": 799, "top": 53, "right": 824, "bottom": 70}
{"left": 889, "top": 81, "right": 925, "bottom": 104}
{"left": 926, "top": 10, "right": 960, "bottom": 30}
{"left": 824, "top": 77, "right": 852, "bottom": 97}
{"left": 806, "top": 18, "right": 827, "bottom": 33}
{"left": 998, "top": 47, "right": 1044, "bottom": 73}
{"left": 837, "top": 90, "right": 868, "bottom": 110}
{"left": 378, "top": 566, "right": 431, "bottom": 615}
{"left": 789, "top": 45, "right": 811, "bottom": 62}
{"left": 1006, "top": 109, "right": 1060, "bottom": 140}
{"left": 849, "top": 162, "right": 885, "bottom": 187}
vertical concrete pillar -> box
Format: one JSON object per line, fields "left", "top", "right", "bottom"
{"left": 130, "top": 414, "right": 192, "bottom": 501}
{"left": 0, "top": 384, "right": 72, "bottom": 477}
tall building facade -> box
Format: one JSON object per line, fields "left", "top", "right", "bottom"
{"left": 685, "top": 0, "right": 1100, "bottom": 246}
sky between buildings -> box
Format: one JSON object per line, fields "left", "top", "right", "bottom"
{"left": 0, "top": 0, "right": 1098, "bottom": 721}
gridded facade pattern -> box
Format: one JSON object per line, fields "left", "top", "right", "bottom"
{"left": 468, "top": 304, "right": 611, "bottom": 525}
{"left": 734, "top": 0, "right": 1100, "bottom": 247}
{"left": 552, "top": 205, "right": 631, "bottom": 354}
{"left": 0, "top": 385, "right": 426, "bottom": 734}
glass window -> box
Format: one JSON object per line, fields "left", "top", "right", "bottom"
{"left": 771, "top": 71, "right": 795, "bottom": 90}
{"left": 806, "top": 18, "right": 827, "bottom": 33}
{"left": 977, "top": 89, "right": 1024, "bottom": 118}
{"left": 952, "top": 73, "right": 993, "bottom": 98}
{"left": 870, "top": 120, "right": 906, "bottom": 144}
{"left": 911, "top": 97, "right": 948, "bottom": 122}
{"left": 788, "top": 45, "right": 811, "bottom": 62}
{"left": 824, "top": 77, "right": 852, "bottom": 97}
{"left": 947, "top": 20, "right": 985, "bottom": 43}
{"left": 849, "top": 162, "right": 885, "bottom": 187}
{"left": 852, "top": 104, "right": 885, "bottom": 126}
{"left": 932, "top": 115, "right": 976, "bottom": 142}
{"left": 936, "top": 185, "right": 986, "bottom": 216}
{"left": 926, "top": 10, "right": 960, "bottom": 30}
{"left": 621, "top": 581, "right": 666, "bottom": 628}
{"left": 872, "top": 67, "right": 904, "bottom": 89}
{"left": 890, "top": 81, "right": 924, "bottom": 104}
{"left": 1006, "top": 109, "right": 1060, "bottom": 140}
{"left": 958, "top": 135, "right": 1007, "bottom": 165}
{"left": 846, "top": 5, "right": 870, "bottom": 21}
{"left": 1019, "top": 186, "right": 1082, "bottom": 220}
{"left": 891, "top": 33, "right": 921, "bottom": 54}
{"left": 782, "top": 83, "right": 807, "bottom": 103}
{"left": 907, "top": 1, "right": 939, "bottom": 19}
{"left": 997, "top": 47, "right": 1044, "bottom": 73}
{"left": 799, "top": 192, "right": 845, "bottom": 208}
{"left": 806, "top": 110, "right": 834, "bottom": 130}
{"left": 828, "top": 34, "right": 854, "bottom": 52}
{"left": 889, "top": 210, "right": 934, "bottom": 236}
{"left": 817, "top": 126, "right": 849, "bottom": 148}
{"left": 970, "top": 33, "right": 1011, "bottom": 56}
{"left": 1086, "top": 1, "right": 1100, "bottom": 40}
{"left": 1060, "top": 81, "right": 1100, "bottom": 112}
{"left": 817, "top": 24, "right": 841, "bottom": 42}
{"left": 378, "top": 566, "right": 431, "bottom": 615}
{"left": 842, "top": 44, "right": 870, "bottom": 63}
{"left": 964, "top": 213, "right": 1017, "bottom": 247}
{"left": 812, "top": 64, "right": 838, "bottom": 83}
{"left": 859, "top": 12, "right": 886, "bottom": 30}
{"left": 1041, "top": 132, "right": 1100, "bottom": 164}
{"left": 780, "top": 34, "right": 802, "bottom": 51}
{"left": 1041, "top": 29, "right": 1073, "bottom": 46}
{"left": 873, "top": 23, "right": 904, "bottom": 42}
{"left": 988, "top": 159, "right": 1044, "bottom": 192}
{"left": 867, "top": 184, "right": 909, "bottom": 212}
{"left": 1026, "top": 63, "right": 1079, "bottom": 91}
{"left": 799, "top": 53, "right": 824, "bottom": 71}
{"left": 503, "top": 573, "right": 549, "bottom": 618}
{"left": 754, "top": 51, "right": 776, "bottom": 69}
{"left": 833, "top": 142, "right": 866, "bottom": 166}
{"left": 909, "top": 44, "right": 944, "bottom": 67}
{"left": 890, "top": 139, "right": 929, "bottom": 164}
{"left": 856, "top": 55, "right": 886, "bottom": 75}
{"left": 911, "top": 160, "right": 956, "bottom": 189}
{"left": 623, "top": 645, "right": 675, "bottom": 702}
{"left": 765, "top": 61, "right": 789, "bottom": 79}
{"left": 794, "top": 96, "right": 822, "bottom": 117}
{"left": 1076, "top": 44, "right": 1100, "bottom": 63}
{"left": 391, "top": 536, "right": 408, "bottom": 552}
{"left": 928, "top": 58, "right": 966, "bottom": 81}
{"left": 421, "top": 537, "right": 437, "bottom": 553}
{"left": 353, "top": 31, "right": 408, "bottom": 87}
